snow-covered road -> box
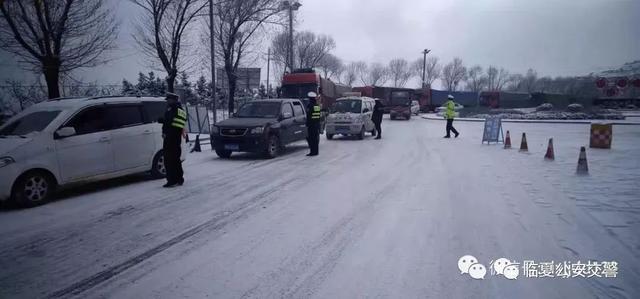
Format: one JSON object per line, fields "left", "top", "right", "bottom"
{"left": 1, "top": 117, "right": 639, "bottom": 298}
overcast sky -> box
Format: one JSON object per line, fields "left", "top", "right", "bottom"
{"left": 1, "top": 0, "right": 639, "bottom": 88}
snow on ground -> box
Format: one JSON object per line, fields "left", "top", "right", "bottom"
{"left": 0, "top": 117, "right": 639, "bottom": 298}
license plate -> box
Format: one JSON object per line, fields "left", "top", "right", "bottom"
{"left": 224, "top": 144, "right": 239, "bottom": 150}
{"left": 336, "top": 126, "right": 350, "bottom": 131}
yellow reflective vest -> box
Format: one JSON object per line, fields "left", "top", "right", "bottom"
{"left": 444, "top": 100, "right": 456, "bottom": 119}
{"left": 311, "top": 105, "right": 321, "bottom": 119}
{"left": 172, "top": 107, "right": 187, "bottom": 129}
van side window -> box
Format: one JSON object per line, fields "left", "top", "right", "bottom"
{"left": 107, "top": 105, "right": 144, "bottom": 129}
{"left": 292, "top": 102, "right": 304, "bottom": 116}
{"left": 65, "top": 106, "right": 110, "bottom": 135}
{"left": 143, "top": 101, "right": 167, "bottom": 123}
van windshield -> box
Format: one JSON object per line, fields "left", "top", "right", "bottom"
{"left": 0, "top": 110, "right": 61, "bottom": 137}
{"left": 333, "top": 100, "right": 361, "bottom": 113}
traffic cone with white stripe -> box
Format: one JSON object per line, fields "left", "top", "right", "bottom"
{"left": 544, "top": 138, "right": 554, "bottom": 160}
{"left": 519, "top": 133, "right": 528, "bottom": 152}
{"left": 504, "top": 130, "right": 512, "bottom": 149}
{"left": 576, "top": 146, "right": 589, "bottom": 175}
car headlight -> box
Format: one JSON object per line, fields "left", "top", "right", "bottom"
{"left": 0, "top": 156, "right": 15, "bottom": 168}
{"left": 250, "top": 126, "right": 264, "bottom": 134}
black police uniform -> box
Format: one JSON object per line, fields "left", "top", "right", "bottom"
{"left": 162, "top": 102, "right": 187, "bottom": 186}
{"left": 372, "top": 101, "right": 384, "bottom": 139}
{"left": 306, "top": 99, "right": 321, "bottom": 156}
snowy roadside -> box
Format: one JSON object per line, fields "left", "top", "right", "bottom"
{"left": 421, "top": 113, "right": 640, "bottom": 125}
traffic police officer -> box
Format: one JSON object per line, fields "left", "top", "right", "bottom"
{"left": 162, "top": 92, "right": 187, "bottom": 187}
{"left": 443, "top": 94, "right": 460, "bottom": 138}
{"left": 306, "top": 91, "right": 321, "bottom": 156}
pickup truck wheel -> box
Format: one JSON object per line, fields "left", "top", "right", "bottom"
{"left": 216, "top": 149, "right": 232, "bottom": 159}
{"left": 11, "top": 170, "right": 56, "bottom": 207}
{"left": 326, "top": 133, "right": 334, "bottom": 140}
{"left": 357, "top": 126, "right": 365, "bottom": 140}
{"left": 264, "top": 135, "right": 279, "bottom": 159}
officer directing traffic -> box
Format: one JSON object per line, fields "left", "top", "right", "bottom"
{"left": 162, "top": 92, "right": 187, "bottom": 187}
{"left": 443, "top": 94, "right": 460, "bottom": 138}
{"left": 306, "top": 91, "right": 321, "bottom": 156}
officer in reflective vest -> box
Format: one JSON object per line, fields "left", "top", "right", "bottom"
{"left": 306, "top": 91, "right": 321, "bottom": 156}
{"left": 443, "top": 94, "right": 460, "bottom": 138}
{"left": 162, "top": 92, "right": 187, "bottom": 187}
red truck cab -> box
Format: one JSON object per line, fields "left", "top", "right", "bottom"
{"left": 389, "top": 90, "right": 412, "bottom": 120}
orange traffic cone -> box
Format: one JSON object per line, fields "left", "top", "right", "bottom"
{"left": 544, "top": 138, "right": 554, "bottom": 160}
{"left": 519, "top": 133, "right": 528, "bottom": 152}
{"left": 504, "top": 130, "right": 512, "bottom": 149}
{"left": 576, "top": 146, "right": 589, "bottom": 175}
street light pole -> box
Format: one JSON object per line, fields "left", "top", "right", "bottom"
{"left": 209, "top": 0, "right": 217, "bottom": 124}
{"left": 282, "top": 1, "right": 301, "bottom": 73}
{"left": 288, "top": 6, "right": 294, "bottom": 72}
{"left": 422, "top": 49, "right": 431, "bottom": 89}
{"left": 267, "top": 48, "right": 271, "bottom": 98}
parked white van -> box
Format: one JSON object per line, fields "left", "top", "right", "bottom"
{"left": 0, "top": 96, "right": 187, "bottom": 207}
{"left": 325, "top": 97, "right": 377, "bottom": 140}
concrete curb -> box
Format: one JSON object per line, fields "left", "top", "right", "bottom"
{"left": 419, "top": 115, "right": 640, "bottom": 126}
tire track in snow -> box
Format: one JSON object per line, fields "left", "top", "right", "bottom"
{"left": 46, "top": 161, "right": 321, "bottom": 298}
{"left": 239, "top": 149, "right": 411, "bottom": 298}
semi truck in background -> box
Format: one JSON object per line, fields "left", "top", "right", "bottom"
{"left": 353, "top": 86, "right": 432, "bottom": 113}
{"left": 388, "top": 89, "right": 413, "bottom": 120}
{"left": 280, "top": 69, "right": 351, "bottom": 110}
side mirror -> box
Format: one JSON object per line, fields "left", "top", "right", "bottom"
{"left": 55, "top": 127, "right": 76, "bottom": 138}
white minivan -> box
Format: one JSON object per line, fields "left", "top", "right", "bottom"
{"left": 0, "top": 96, "right": 187, "bottom": 207}
{"left": 325, "top": 97, "right": 377, "bottom": 140}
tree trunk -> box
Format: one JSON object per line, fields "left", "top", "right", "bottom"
{"left": 43, "top": 58, "right": 61, "bottom": 99}
{"left": 166, "top": 70, "right": 177, "bottom": 93}
{"left": 228, "top": 76, "right": 236, "bottom": 112}
{"left": 225, "top": 65, "right": 236, "bottom": 112}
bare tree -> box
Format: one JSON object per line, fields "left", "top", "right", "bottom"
{"left": 440, "top": 57, "right": 466, "bottom": 91}
{"left": 294, "top": 31, "right": 335, "bottom": 69}
{"left": 485, "top": 66, "right": 510, "bottom": 91}
{"left": 3, "top": 80, "right": 47, "bottom": 112}
{"left": 0, "top": 0, "right": 119, "bottom": 99}
{"left": 536, "top": 76, "right": 553, "bottom": 93}
{"left": 388, "top": 58, "right": 412, "bottom": 87}
{"left": 522, "top": 68, "right": 538, "bottom": 93}
{"left": 361, "top": 62, "right": 388, "bottom": 86}
{"left": 316, "top": 53, "right": 343, "bottom": 81}
{"left": 411, "top": 56, "right": 440, "bottom": 87}
{"left": 342, "top": 61, "right": 365, "bottom": 86}
{"left": 505, "top": 74, "right": 523, "bottom": 91}
{"left": 271, "top": 30, "right": 336, "bottom": 72}
{"left": 213, "top": 0, "right": 282, "bottom": 111}
{"left": 465, "top": 65, "right": 486, "bottom": 92}
{"left": 132, "top": 0, "right": 206, "bottom": 93}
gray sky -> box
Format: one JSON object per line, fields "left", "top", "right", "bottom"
{"left": 1, "top": 0, "right": 639, "bottom": 88}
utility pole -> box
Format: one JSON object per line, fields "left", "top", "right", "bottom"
{"left": 209, "top": 0, "right": 217, "bottom": 124}
{"left": 288, "top": 7, "right": 294, "bottom": 72}
{"left": 282, "top": 1, "right": 301, "bottom": 73}
{"left": 422, "top": 49, "right": 431, "bottom": 89}
{"left": 266, "top": 48, "right": 271, "bottom": 98}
